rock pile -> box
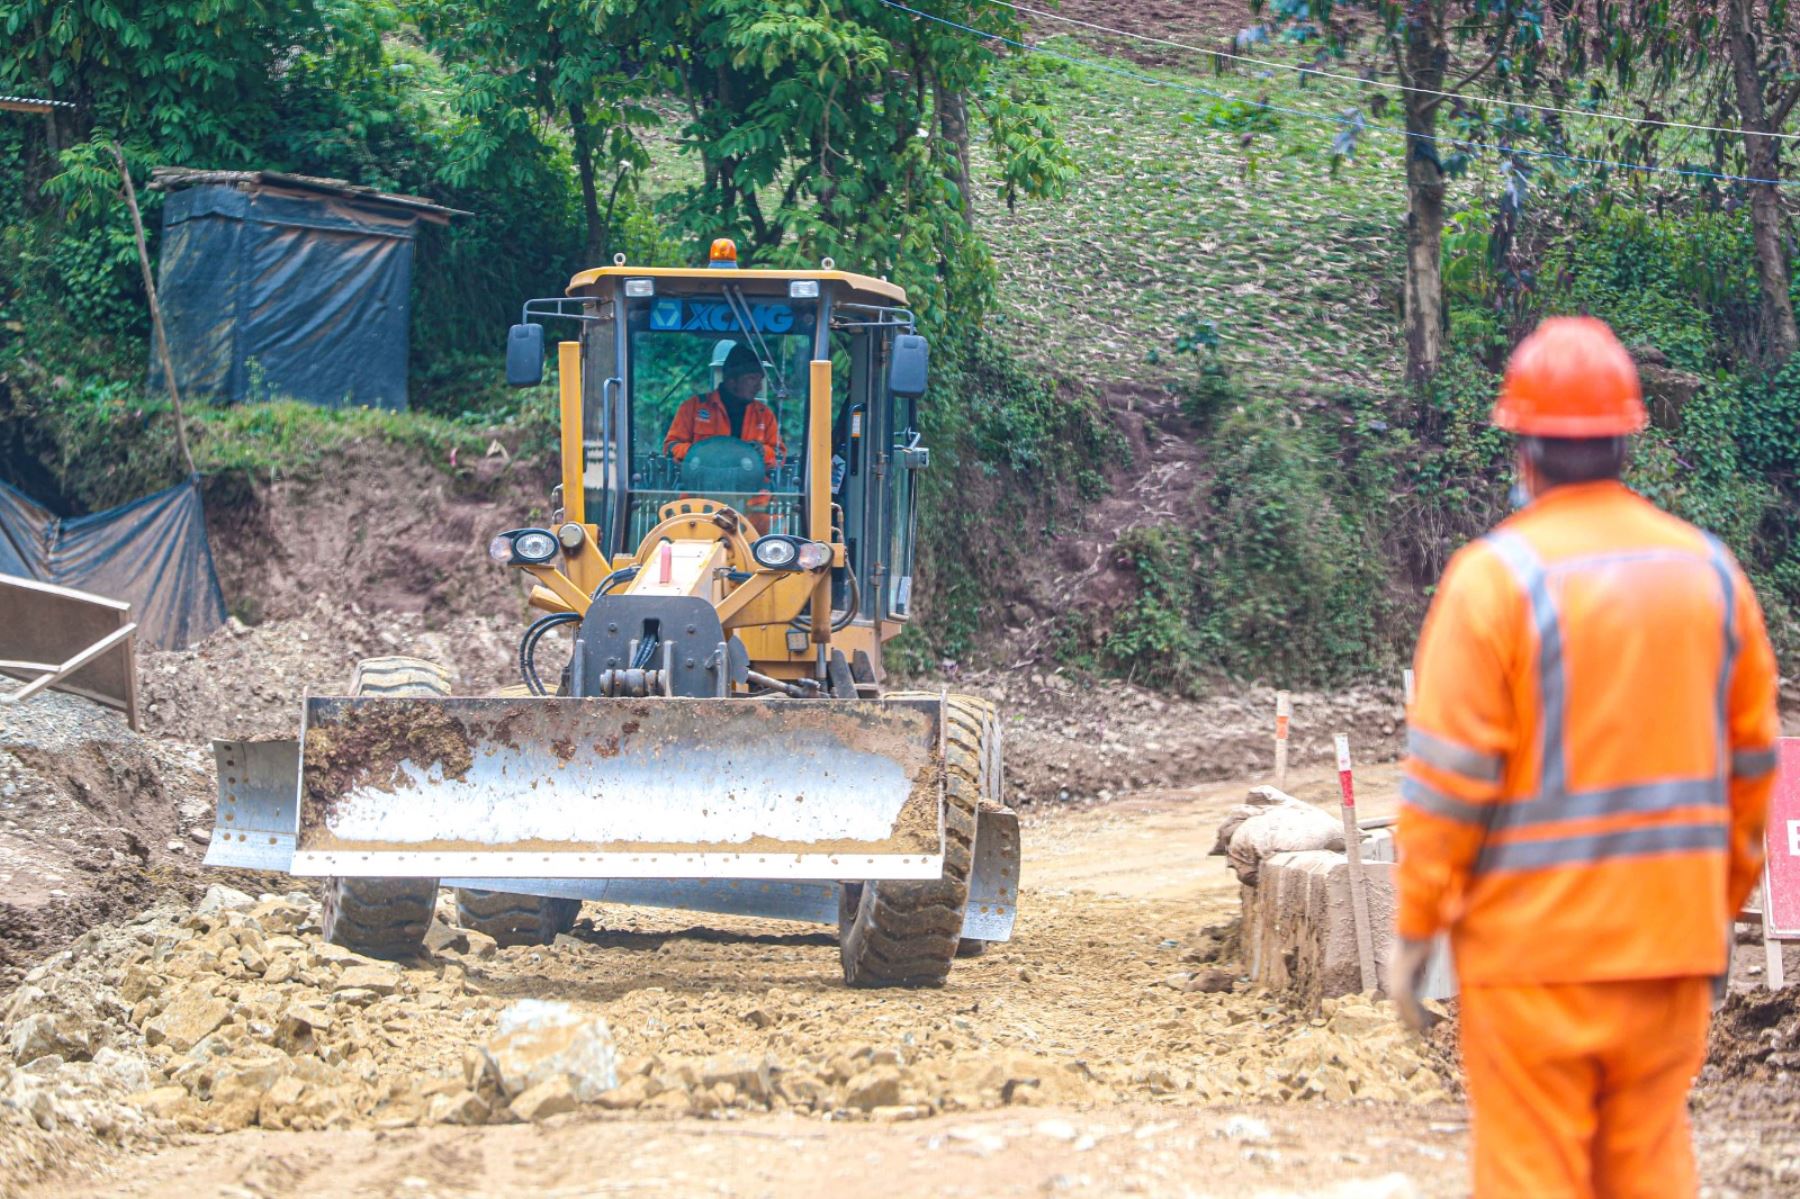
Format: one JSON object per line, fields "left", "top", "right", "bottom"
{"left": 1, "top": 878, "right": 1457, "bottom": 1190}
{"left": 0, "top": 885, "right": 1099, "bottom": 1159}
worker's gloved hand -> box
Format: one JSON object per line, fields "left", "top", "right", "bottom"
{"left": 1387, "top": 935, "right": 1435, "bottom": 1034}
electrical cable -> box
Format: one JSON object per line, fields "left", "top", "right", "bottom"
{"left": 981, "top": 0, "right": 1800, "bottom": 143}
{"left": 879, "top": 0, "right": 1794, "bottom": 186}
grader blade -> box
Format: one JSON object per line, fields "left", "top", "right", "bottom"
{"left": 207, "top": 738, "right": 302, "bottom": 871}
{"left": 207, "top": 696, "right": 946, "bottom": 880}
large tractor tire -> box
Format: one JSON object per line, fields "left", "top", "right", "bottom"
{"left": 320, "top": 656, "right": 450, "bottom": 958}
{"left": 458, "top": 680, "right": 583, "bottom": 946}
{"left": 839, "top": 693, "right": 989, "bottom": 986}
{"left": 452, "top": 888, "right": 582, "bottom": 947}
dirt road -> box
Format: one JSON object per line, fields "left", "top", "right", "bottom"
{"left": 8, "top": 763, "right": 1798, "bottom": 1198}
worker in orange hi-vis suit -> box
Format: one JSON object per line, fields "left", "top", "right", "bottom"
{"left": 1388, "top": 316, "right": 1780, "bottom": 1199}
{"left": 664, "top": 342, "right": 785, "bottom": 470}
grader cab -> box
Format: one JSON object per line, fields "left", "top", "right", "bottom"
{"left": 205, "top": 241, "right": 1019, "bottom": 986}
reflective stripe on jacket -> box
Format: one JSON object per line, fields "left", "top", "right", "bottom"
{"left": 1397, "top": 481, "right": 1778, "bottom": 984}
{"left": 664, "top": 392, "right": 784, "bottom": 468}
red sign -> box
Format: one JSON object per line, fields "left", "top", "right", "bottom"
{"left": 1763, "top": 739, "right": 1800, "bottom": 938}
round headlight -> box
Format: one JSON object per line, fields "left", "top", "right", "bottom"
{"left": 488, "top": 535, "right": 514, "bottom": 563}
{"left": 557, "top": 523, "right": 585, "bottom": 549}
{"left": 753, "top": 537, "right": 798, "bottom": 568}
{"left": 795, "top": 541, "right": 832, "bottom": 570}
{"left": 513, "top": 531, "right": 558, "bottom": 563}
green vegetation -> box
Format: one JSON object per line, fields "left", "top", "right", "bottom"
{"left": 971, "top": 26, "right": 1800, "bottom": 683}
{"left": 6, "top": 3, "right": 1800, "bottom": 687}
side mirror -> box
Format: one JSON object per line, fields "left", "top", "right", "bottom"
{"left": 506, "top": 323, "right": 545, "bottom": 387}
{"left": 888, "top": 334, "right": 929, "bottom": 397}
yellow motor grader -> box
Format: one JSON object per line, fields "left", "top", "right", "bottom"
{"left": 205, "top": 240, "right": 1018, "bottom": 986}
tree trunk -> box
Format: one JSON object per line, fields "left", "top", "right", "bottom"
{"left": 1726, "top": 0, "right": 1799, "bottom": 362}
{"left": 568, "top": 100, "right": 605, "bottom": 266}
{"left": 934, "top": 79, "right": 974, "bottom": 217}
{"left": 1401, "top": 18, "right": 1449, "bottom": 385}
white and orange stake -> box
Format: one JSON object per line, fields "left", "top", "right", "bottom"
{"left": 1335, "top": 733, "right": 1378, "bottom": 993}
{"left": 1274, "top": 691, "right": 1292, "bottom": 788}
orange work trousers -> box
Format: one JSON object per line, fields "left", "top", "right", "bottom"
{"left": 1460, "top": 976, "right": 1712, "bottom": 1199}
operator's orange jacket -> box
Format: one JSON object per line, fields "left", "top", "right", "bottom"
{"left": 663, "top": 392, "right": 784, "bottom": 469}
{"left": 1398, "top": 481, "right": 1779, "bottom": 984}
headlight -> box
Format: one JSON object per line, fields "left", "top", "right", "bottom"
{"left": 557, "top": 523, "right": 585, "bottom": 550}
{"left": 752, "top": 536, "right": 832, "bottom": 570}
{"left": 513, "top": 531, "right": 559, "bottom": 563}
{"left": 753, "top": 536, "right": 799, "bottom": 568}
{"left": 488, "top": 535, "right": 514, "bottom": 563}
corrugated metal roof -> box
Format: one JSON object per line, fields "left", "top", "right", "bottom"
{"left": 147, "top": 168, "right": 466, "bottom": 223}
{"left": 0, "top": 95, "right": 76, "bottom": 113}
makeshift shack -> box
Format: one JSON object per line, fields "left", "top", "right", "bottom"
{"left": 147, "top": 169, "right": 461, "bottom": 410}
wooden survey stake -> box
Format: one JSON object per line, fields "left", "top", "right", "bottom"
{"left": 1274, "top": 691, "right": 1291, "bottom": 789}
{"left": 1335, "top": 734, "right": 1378, "bottom": 993}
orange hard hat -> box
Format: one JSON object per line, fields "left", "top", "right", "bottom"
{"left": 1491, "top": 316, "right": 1646, "bottom": 438}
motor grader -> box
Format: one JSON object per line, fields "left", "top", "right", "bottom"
{"left": 205, "top": 240, "right": 1019, "bottom": 986}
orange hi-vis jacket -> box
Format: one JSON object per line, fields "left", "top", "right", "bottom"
{"left": 663, "top": 392, "right": 784, "bottom": 469}
{"left": 1399, "top": 481, "right": 1779, "bottom": 985}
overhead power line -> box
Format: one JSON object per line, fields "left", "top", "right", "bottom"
{"left": 984, "top": 0, "right": 1800, "bottom": 143}
{"left": 880, "top": 0, "right": 1793, "bottom": 187}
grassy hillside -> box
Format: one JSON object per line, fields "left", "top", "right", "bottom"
{"left": 976, "top": 33, "right": 1408, "bottom": 394}
{"left": 959, "top": 5, "right": 1800, "bottom": 686}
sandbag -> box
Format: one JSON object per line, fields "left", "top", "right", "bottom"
{"left": 1218, "top": 786, "right": 1345, "bottom": 885}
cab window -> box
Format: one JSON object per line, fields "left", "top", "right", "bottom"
{"left": 623, "top": 294, "right": 817, "bottom": 542}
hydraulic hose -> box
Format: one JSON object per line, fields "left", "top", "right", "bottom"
{"left": 517, "top": 568, "right": 641, "bottom": 696}
{"left": 591, "top": 565, "right": 638, "bottom": 600}
{"left": 519, "top": 612, "right": 581, "bottom": 697}
{"left": 788, "top": 568, "right": 862, "bottom": 635}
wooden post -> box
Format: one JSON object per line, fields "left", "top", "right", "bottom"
{"left": 1335, "top": 733, "right": 1378, "bottom": 993}
{"left": 1274, "top": 691, "right": 1291, "bottom": 789}
{"left": 111, "top": 144, "right": 194, "bottom": 478}
{"left": 1764, "top": 883, "right": 1787, "bottom": 990}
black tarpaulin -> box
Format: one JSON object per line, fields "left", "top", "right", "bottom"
{"left": 0, "top": 477, "right": 226, "bottom": 651}
{"left": 152, "top": 180, "right": 432, "bottom": 410}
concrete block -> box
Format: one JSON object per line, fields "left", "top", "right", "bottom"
{"left": 1241, "top": 844, "right": 1455, "bottom": 1003}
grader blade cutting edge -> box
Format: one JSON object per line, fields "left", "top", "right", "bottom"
{"left": 207, "top": 696, "right": 947, "bottom": 880}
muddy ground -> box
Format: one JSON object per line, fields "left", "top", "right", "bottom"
{"left": 2, "top": 745, "right": 1797, "bottom": 1197}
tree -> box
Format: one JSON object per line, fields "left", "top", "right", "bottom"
{"left": 0, "top": 0, "right": 317, "bottom": 173}
{"left": 415, "top": 0, "right": 655, "bottom": 266}
{"left": 1260, "top": 1, "right": 1554, "bottom": 382}
{"left": 1576, "top": 0, "right": 1799, "bottom": 363}
{"left": 1723, "top": 0, "right": 1800, "bottom": 360}
{"left": 598, "top": 0, "right": 1074, "bottom": 328}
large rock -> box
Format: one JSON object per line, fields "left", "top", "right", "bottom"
{"left": 480, "top": 1000, "right": 617, "bottom": 1101}
{"left": 195, "top": 885, "right": 256, "bottom": 916}
{"left": 10, "top": 1011, "right": 94, "bottom": 1064}
{"left": 142, "top": 993, "right": 230, "bottom": 1054}
{"left": 510, "top": 1075, "right": 579, "bottom": 1121}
